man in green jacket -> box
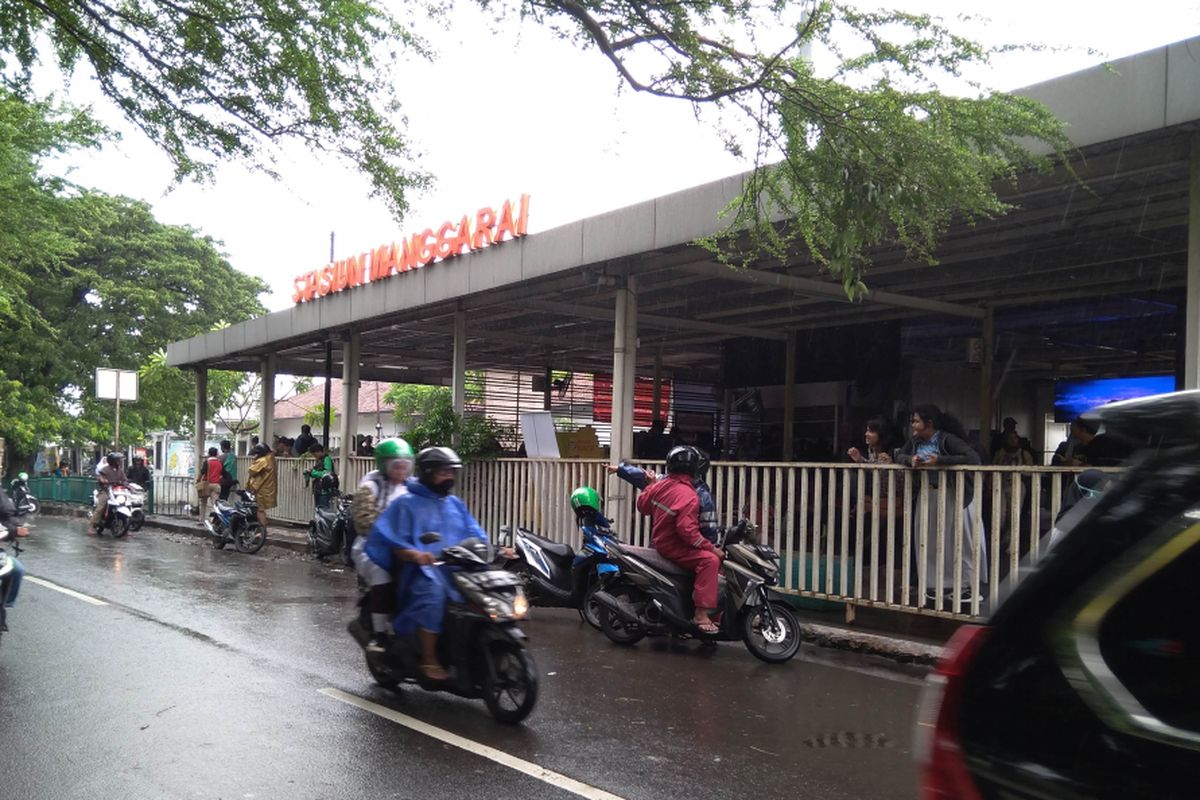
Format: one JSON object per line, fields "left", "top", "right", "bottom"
{"left": 304, "top": 441, "right": 337, "bottom": 509}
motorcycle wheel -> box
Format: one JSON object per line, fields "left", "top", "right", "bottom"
{"left": 112, "top": 515, "right": 130, "bottom": 539}
{"left": 483, "top": 640, "right": 539, "bottom": 724}
{"left": 235, "top": 522, "right": 267, "bottom": 554}
{"left": 211, "top": 519, "right": 227, "bottom": 550}
{"left": 579, "top": 581, "right": 603, "bottom": 630}
{"left": 599, "top": 584, "right": 647, "bottom": 645}
{"left": 129, "top": 510, "right": 144, "bottom": 531}
{"left": 741, "top": 601, "right": 802, "bottom": 664}
{"left": 364, "top": 652, "right": 399, "bottom": 691}
{"left": 22, "top": 498, "right": 39, "bottom": 517}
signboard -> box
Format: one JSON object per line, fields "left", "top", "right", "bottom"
{"left": 95, "top": 368, "right": 139, "bottom": 402}
{"left": 520, "top": 411, "right": 560, "bottom": 458}
{"left": 292, "top": 194, "right": 531, "bottom": 304}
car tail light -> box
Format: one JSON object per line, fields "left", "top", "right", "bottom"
{"left": 916, "top": 624, "right": 990, "bottom": 800}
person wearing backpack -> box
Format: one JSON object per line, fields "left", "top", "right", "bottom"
{"left": 349, "top": 437, "right": 414, "bottom": 652}
{"left": 218, "top": 440, "right": 238, "bottom": 500}
{"left": 303, "top": 441, "right": 337, "bottom": 508}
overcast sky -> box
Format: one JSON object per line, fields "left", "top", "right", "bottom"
{"left": 46, "top": 1, "right": 1200, "bottom": 313}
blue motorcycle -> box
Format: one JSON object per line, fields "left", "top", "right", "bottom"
{"left": 503, "top": 510, "right": 620, "bottom": 630}
{"left": 205, "top": 489, "right": 267, "bottom": 554}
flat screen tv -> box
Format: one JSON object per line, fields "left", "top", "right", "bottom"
{"left": 1054, "top": 375, "right": 1176, "bottom": 422}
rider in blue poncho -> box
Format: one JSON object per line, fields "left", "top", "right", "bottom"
{"left": 365, "top": 446, "right": 507, "bottom": 681}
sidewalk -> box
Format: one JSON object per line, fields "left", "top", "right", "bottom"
{"left": 40, "top": 504, "right": 948, "bottom": 665}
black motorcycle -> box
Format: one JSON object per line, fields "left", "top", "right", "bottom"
{"left": 307, "top": 493, "right": 352, "bottom": 559}
{"left": 10, "top": 475, "right": 38, "bottom": 518}
{"left": 347, "top": 533, "right": 539, "bottom": 724}
{"left": 205, "top": 489, "right": 267, "bottom": 554}
{"left": 592, "top": 520, "right": 802, "bottom": 664}
{"left": 502, "top": 523, "right": 620, "bottom": 630}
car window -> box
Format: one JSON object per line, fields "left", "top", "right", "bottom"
{"left": 1098, "top": 539, "right": 1199, "bottom": 734}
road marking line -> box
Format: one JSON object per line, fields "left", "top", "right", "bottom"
{"left": 318, "top": 687, "right": 627, "bottom": 800}
{"left": 25, "top": 576, "right": 108, "bottom": 606}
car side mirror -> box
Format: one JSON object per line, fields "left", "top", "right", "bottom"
{"left": 419, "top": 531, "right": 441, "bottom": 545}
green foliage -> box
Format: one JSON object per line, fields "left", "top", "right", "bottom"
{"left": 384, "top": 382, "right": 509, "bottom": 460}
{"left": 0, "top": 90, "right": 266, "bottom": 461}
{"left": 303, "top": 402, "right": 339, "bottom": 432}
{"left": 0, "top": 0, "right": 429, "bottom": 218}
{"left": 524, "top": 1, "right": 1072, "bottom": 296}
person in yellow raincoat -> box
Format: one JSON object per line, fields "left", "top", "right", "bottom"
{"left": 245, "top": 443, "right": 277, "bottom": 532}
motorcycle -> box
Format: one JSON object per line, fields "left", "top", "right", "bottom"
{"left": 502, "top": 521, "right": 620, "bottom": 629}
{"left": 592, "top": 519, "right": 802, "bottom": 664}
{"left": 205, "top": 489, "right": 267, "bottom": 554}
{"left": 92, "top": 484, "right": 135, "bottom": 538}
{"left": 127, "top": 482, "right": 147, "bottom": 531}
{"left": 307, "top": 493, "right": 352, "bottom": 559}
{"left": 347, "top": 533, "right": 539, "bottom": 724}
{"left": 0, "top": 529, "right": 24, "bottom": 652}
{"left": 10, "top": 474, "right": 38, "bottom": 518}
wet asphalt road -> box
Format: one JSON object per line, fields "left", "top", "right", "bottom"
{"left": 0, "top": 517, "right": 925, "bottom": 800}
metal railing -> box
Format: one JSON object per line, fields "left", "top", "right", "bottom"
{"left": 456, "top": 459, "right": 1111, "bottom": 621}
{"left": 27, "top": 475, "right": 198, "bottom": 517}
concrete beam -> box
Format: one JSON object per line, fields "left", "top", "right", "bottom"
{"left": 676, "top": 262, "right": 987, "bottom": 320}
{"left": 520, "top": 299, "right": 787, "bottom": 342}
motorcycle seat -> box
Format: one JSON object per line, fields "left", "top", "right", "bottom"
{"left": 519, "top": 530, "right": 574, "bottom": 559}
{"left": 617, "top": 544, "right": 691, "bottom": 577}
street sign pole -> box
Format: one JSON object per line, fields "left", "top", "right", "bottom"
{"left": 114, "top": 378, "right": 121, "bottom": 452}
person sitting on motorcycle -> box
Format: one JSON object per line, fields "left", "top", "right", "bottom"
{"left": 127, "top": 456, "right": 151, "bottom": 489}
{"left": 635, "top": 446, "right": 724, "bottom": 633}
{"left": 89, "top": 452, "right": 127, "bottom": 535}
{"left": 608, "top": 446, "right": 719, "bottom": 544}
{"left": 0, "top": 488, "right": 30, "bottom": 630}
{"left": 304, "top": 442, "right": 337, "bottom": 509}
{"left": 365, "top": 446, "right": 511, "bottom": 681}
{"left": 351, "top": 437, "right": 414, "bottom": 652}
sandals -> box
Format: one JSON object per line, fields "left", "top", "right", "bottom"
{"left": 419, "top": 662, "right": 448, "bottom": 681}
{"left": 695, "top": 620, "right": 720, "bottom": 635}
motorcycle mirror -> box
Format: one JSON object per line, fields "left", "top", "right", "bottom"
{"left": 419, "top": 531, "right": 441, "bottom": 545}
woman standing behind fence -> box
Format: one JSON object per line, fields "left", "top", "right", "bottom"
{"left": 894, "top": 405, "right": 984, "bottom": 605}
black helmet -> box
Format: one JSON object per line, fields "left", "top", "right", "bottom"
{"left": 665, "top": 445, "right": 699, "bottom": 477}
{"left": 690, "top": 446, "right": 710, "bottom": 478}
{"left": 106, "top": 452, "right": 123, "bottom": 466}
{"left": 415, "top": 446, "right": 462, "bottom": 495}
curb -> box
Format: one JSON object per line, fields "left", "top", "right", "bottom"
{"left": 799, "top": 622, "right": 944, "bottom": 665}
{"left": 41, "top": 503, "right": 311, "bottom": 555}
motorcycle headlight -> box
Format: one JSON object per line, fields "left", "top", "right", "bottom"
{"left": 511, "top": 588, "right": 529, "bottom": 619}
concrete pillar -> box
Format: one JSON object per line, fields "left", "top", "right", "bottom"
{"left": 1185, "top": 136, "right": 1200, "bottom": 389}
{"left": 979, "top": 309, "right": 995, "bottom": 448}
{"left": 452, "top": 310, "right": 467, "bottom": 446}
{"left": 782, "top": 331, "right": 797, "bottom": 461}
{"left": 259, "top": 354, "right": 276, "bottom": 446}
{"left": 322, "top": 340, "right": 333, "bottom": 448}
{"left": 194, "top": 367, "right": 207, "bottom": 479}
{"left": 338, "top": 332, "right": 361, "bottom": 478}
{"left": 608, "top": 277, "right": 637, "bottom": 522}
{"left": 623, "top": 276, "right": 638, "bottom": 450}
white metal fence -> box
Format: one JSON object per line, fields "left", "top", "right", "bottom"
{"left": 458, "top": 459, "right": 1108, "bottom": 621}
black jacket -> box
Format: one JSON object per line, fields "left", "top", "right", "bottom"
{"left": 895, "top": 432, "right": 981, "bottom": 506}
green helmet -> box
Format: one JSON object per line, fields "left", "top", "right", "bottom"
{"left": 375, "top": 437, "right": 414, "bottom": 470}
{"left": 570, "top": 486, "right": 601, "bottom": 519}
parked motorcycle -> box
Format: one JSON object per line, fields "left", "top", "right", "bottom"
{"left": 10, "top": 473, "right": 38, "bottom": 518}
{"left": 205, "top": 489, "right": 267, "bottom": 554}
{"left": 347, "top": 533, "right": 538, "bottom": 723}
{"left": 0, "top": 528, "right": 24, "bottom": 652}
{"left": 592, "top": 519, "right": 802, "bottom": 663}
{"left": 92, "top": 484, "right": 135, "bottom": 538}
{"left": 502, "top": 522, "right": 619, "bottom": 629}
{"left": 307, "top": 493, "right": 352, "bottom": 559}
{"left": 127, "top": 482, "right": 147, "bottom": 531}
